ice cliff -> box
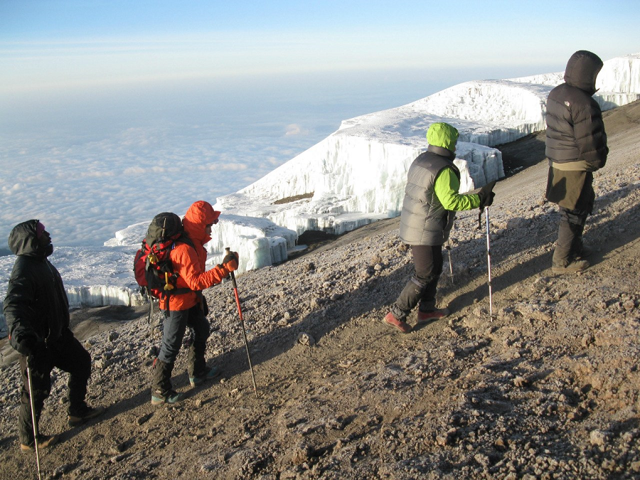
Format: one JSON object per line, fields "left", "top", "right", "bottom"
{"left": 211, "top": 53, "right": 640, "bottom": 270}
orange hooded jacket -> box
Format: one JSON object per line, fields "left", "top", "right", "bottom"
{"left": 161, "top": 201, "right": 228, "bottom": 312}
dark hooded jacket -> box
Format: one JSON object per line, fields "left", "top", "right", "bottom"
{"left": 545, "top": 50, "right": 608, "bottom": 171}
{"left": 3, "top": 220, "right": 70, "bottom": 353}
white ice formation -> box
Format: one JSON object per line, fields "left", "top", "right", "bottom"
{"left": 211, "top": 54, "right": 640, "bottom": 269}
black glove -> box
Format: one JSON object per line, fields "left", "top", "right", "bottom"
{"left": 16, "top": 336, "right": 41, "bottom": 357}
{"left": 477, "top": 181, "right": 496, "bottom": 209}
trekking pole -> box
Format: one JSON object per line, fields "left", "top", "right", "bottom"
{"left": 144, "top": 288, "right": 153, "bottom": 325}
{"left": 445, "top": 240, "right": 454, "bottom": 283}
{"left": 26, "top": 358, "right": 42, "bottom": 480}
{"left": 485, "top": 207, "right": 494, "bottom": 320}
{"left": 225, "top": 248, "right": 258, "bottom": 397}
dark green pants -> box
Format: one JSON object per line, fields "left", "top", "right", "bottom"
{"left": 553, "top": 207, "right": 589, "bottom": 267}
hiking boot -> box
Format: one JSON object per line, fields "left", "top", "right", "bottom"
{"left": 383, "top": 312, "right": 411, "bottom": 333}
{"left": 575, "top": 246, "right": 594, "bottom": 260}
{"left": 151, "top": 390, "right": 183, "bottom": 405}
{"left": 68, "top": 406, "right": 106, "bottom": 427}
{"left": 552, "top": 259, "right": 590, "bottom": 274}
{"left": 189, "top": 366, "right": 222, "bottom": 387}
{"left": 417, "top": 307, "right": 450, "bottom": 325}
{"left": 20, "top": 434, "right": 59, "bottom": 453}
{"left": 151, "top": 359, "right": 175, "bottom": 401}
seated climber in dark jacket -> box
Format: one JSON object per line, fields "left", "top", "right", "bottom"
{"left": 3, "top": 220, "right": 105, "bottom": 453}
{"left": 384, "top": 122, "right": 495, "bottom": 333}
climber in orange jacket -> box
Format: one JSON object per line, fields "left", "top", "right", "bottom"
{"left": 151, "top": 200, "right": 238, "bottom": 405}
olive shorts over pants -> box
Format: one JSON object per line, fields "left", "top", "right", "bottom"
{"left": 546, "top": 167, "right": 595, "bottom": 265}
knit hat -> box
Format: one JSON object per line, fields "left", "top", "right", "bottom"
{"left": 35, "top": 221, "right": 46, "bottom": 238}
{"left": 426, "top": 122, "right": 459, "bottom": 153}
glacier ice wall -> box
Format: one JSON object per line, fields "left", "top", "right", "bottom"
{"left": 215, "top": 53, "right": 640, "bottom": 254}
{"left": 216, "top": 135, "right": 503, "bottom": 236}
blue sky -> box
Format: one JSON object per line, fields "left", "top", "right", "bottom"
{"left": 2, "top": 0, "right": 638, "bottom": 95}
{"left": 0, "top": 0, "right": 638, "bottom": 248}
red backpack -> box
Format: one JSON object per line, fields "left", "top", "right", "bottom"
{"left": 133, "top": 212, "right": 192, "bottom": 300}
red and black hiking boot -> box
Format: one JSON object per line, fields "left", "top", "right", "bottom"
{"left": 384, "top": 312, "right": 412, "bottom": 333}
{"left": 417, "top": 307, "right": 450, "bottom": 325}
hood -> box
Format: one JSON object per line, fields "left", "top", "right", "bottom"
{"left": 427, "top": 122, "right": 459, "bottom": 154}
{"left": 183, "top": 201, "right": 220, "bottom": 244}
{"left": 8, "top": 219, "right": 47, "bottom": 258}
{"left": 564, "top": 50, "right": 603, "bottom": 95}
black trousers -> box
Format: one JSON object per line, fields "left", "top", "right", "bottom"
{"left": 18, "top": 329, "right": 91, "bottom": 445}
{"left": 392, "top": 245, "right": 443, "bottom": 321}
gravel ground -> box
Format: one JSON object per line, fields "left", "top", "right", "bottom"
{"left": 1, "top": 100, "right": 639, "bottom": 480}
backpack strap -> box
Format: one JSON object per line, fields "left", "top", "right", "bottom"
{"left": 159, "top": 240, "right": 193, "bottom": 297}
